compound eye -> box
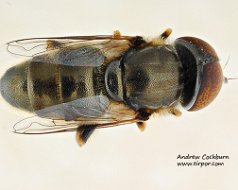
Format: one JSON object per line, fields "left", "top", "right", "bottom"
{"left": 175, "top": 37, "right": 223, "bottom": 111}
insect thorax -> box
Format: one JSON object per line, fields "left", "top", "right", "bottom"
{"left": 104, "top": 45, "right": 183, "bottom": 110}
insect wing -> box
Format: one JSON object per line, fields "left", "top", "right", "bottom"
{"left": 13, "top": 98, "right": 137, "bottom": 134}
{"left": 35, "top": 95, "right": 110, "bottom": 121}
{"left": 13, "top": 116, "right": 79, "bottom": 134}
{"left": 6, "top": 35, "right": 136, "bottom": 63}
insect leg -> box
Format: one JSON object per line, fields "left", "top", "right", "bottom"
{"left": 76, "top": 111, "right": 150, "bottom": 146}
{"left": 136, "top": 108, "right": 152, "bottom": 121}
{"left": 159, "top": 28, "right": 172, "bottom": 40}
{"left": 150, "top": 28, "right": 173, "bottom": 46}
{"left": 135, "top": 108, "right": 152, "bottom": 131}
{"left": 75, "top": 108, "right": 155, "bottom": 145}
{"left": 76, "top": 125, "right": 97, "bottom": 146}
{"left": 168, "top": 107, "right": 182, "bottom": 117}
{"left": 113, "top": 30, "right": 122, "bottom": 39}
{"left": 136, "top": 122, "right": 146, "bottom": 131}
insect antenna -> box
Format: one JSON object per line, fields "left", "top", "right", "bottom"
{"left": 223, "top": 77, "right": 238, "bottom": 84}
{"left": 222, "top": 55, "right": 230, "bottom": 70}
{"left": 222, "top": 56, "right": 238, "bottom": 84}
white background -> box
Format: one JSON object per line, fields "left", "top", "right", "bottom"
{"left": 0, "top": 0, "right": 238, "bottom": 190}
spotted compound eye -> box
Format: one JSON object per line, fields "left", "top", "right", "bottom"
{"left": 175, "top": 37, "right": 223, "bottom": 111}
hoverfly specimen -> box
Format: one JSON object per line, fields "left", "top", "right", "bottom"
{"left": 0, "top": 29, "right": 224, "bottom": 145}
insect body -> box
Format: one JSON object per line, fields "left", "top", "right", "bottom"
{"left": 0, "top": 29, "right": 224, "bottom": 145}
